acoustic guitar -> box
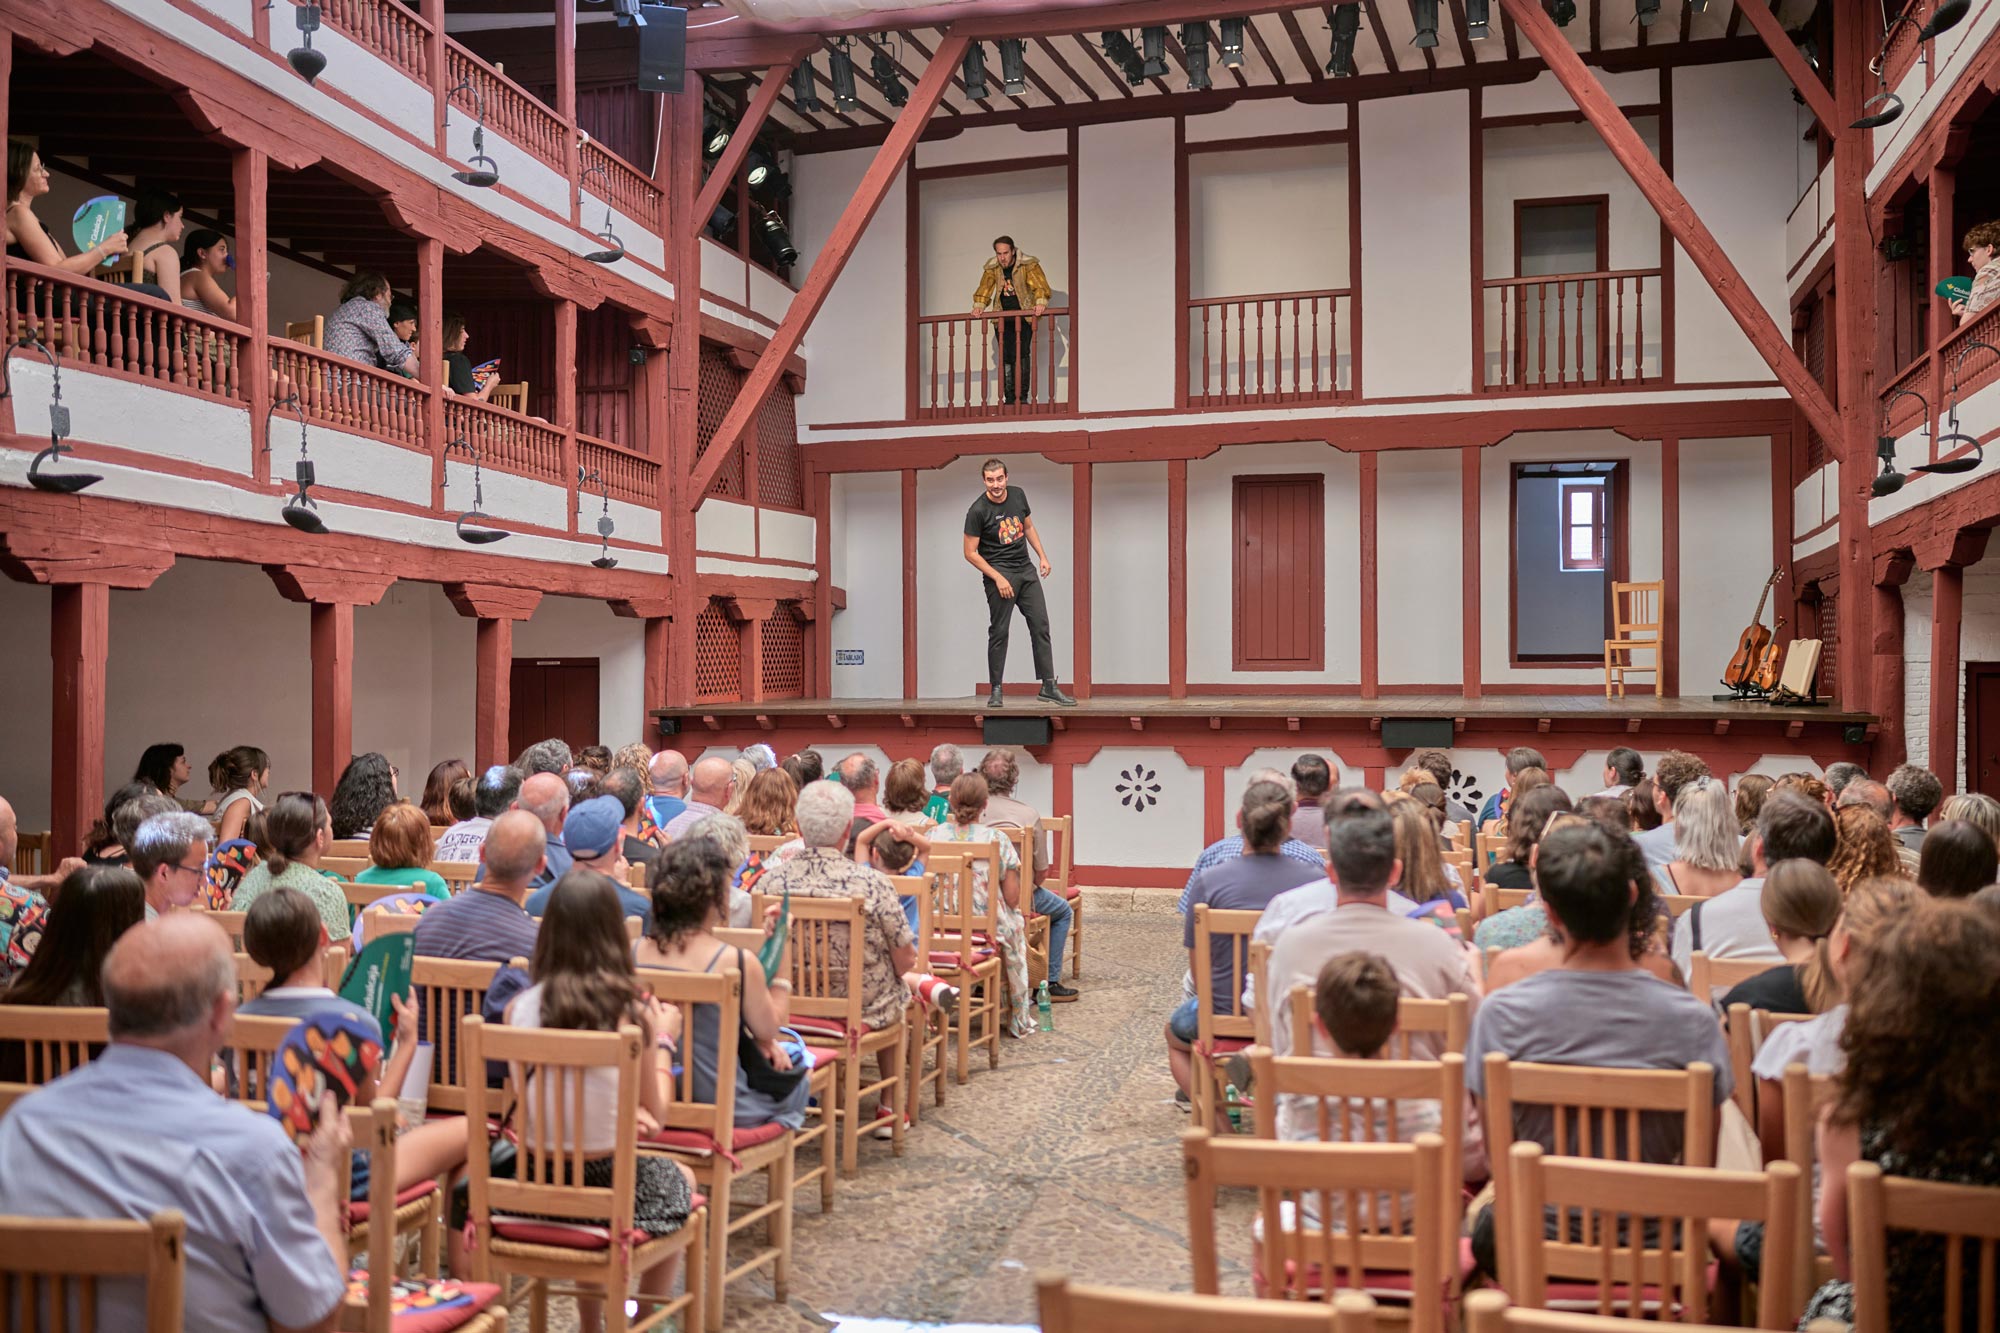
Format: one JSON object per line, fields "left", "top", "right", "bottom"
{"left": 1751, "top": 617, "right": 1787, "bottom": 693}
{"left": 1722, "top": 568, "right": 1785, "bottom": 690}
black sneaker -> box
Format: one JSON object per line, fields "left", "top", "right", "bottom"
{"left": 986, "top": 686, "right": 1005, "bottom": 709}
{"left": 1045, "top": 979, "right": 1079, "bottom": 1003}
{"left": 1037, "top": 681, "right": 1078, "bottom": 707}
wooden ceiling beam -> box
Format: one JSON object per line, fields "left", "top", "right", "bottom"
{"left": 1202, "top": 23, "right": 1251, "bottom": 87}
{"left": 1280, "top": 8, "right": 1327, "bottom": 80}
{"left": 1031, "top": 34, "right": 1101, "bottom": 100}
{"left": 1731, "top": 0, "right": 1839, "bottom": 132}
{"left": 1364, "top": 1, "right": 1403, "bottom": 73}
{"left": 1244, "top": 13, "right": 1289, "bottom": 81}
{"left": 1071, "top": 32, "right": 1136, "bottom": 98}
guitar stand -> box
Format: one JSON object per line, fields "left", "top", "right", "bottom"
{"left": 1712, "top": 686, "right": 1772, "bottom": 703}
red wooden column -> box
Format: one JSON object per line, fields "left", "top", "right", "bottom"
{"left": 556, "top": 0, "right": 578, "bottom": 225}
{"left": 1661, "top": 435, "right": 1681, "bottom": 697}
{"left": 419, "top": 237, "right": 446, "bottom": 505}
{"left": 662, "top": 79, "right": 703, "bottom": 706}
{"left": 1359, "top": 452, "right": 1379, "bottom": 700}
{"left": 1167, "top": 460, "right": 1188, "bottom": 700}
{"left": 233, "top": 147, "right": 272, "bottom": 483}
{"left": 446, "top": 583, "right": 542, "bottom": 770}
{"left": 265, "top": 566, "right": 397, "bottom": 797}
{"left": 1874, "top": 549, "right": 1915, "bottom": 775}
{"left": 1830, "top": 0, "right": 1879, "bottom": 712}
{"left": 1072, "top": 461, "right": 1093, "bottom": 701}
{"left": 613, "top": 597, "right": 673, "bottom": 742}
{"left": 812, "top": 468, "right": 834, "bottom": 697}
{"left": 1462, "top": 446, "right": 1482, "bottom": 698}
{"left": 1921, "top": 530, "right": 1990, "bottom": 794}
{"left": 556, "top": 299, "right": 579, "bottom": 532}
{"left": 422, "top": 0, "right": 445, "bottom": 149}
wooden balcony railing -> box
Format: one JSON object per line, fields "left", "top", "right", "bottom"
{"left": 270, "top": 341, "right": 429, "bottom": 449}
{"left": 446, "top": 395, "right": 566, "bottom": 484}
{"left": 306, "top": 0, "right": 431, "bottom": 85}
{"left": 579, "top": 433, "right": 659, "bottom": 506}
{"left": 6, "top": 262, "right": 244, "bottom": 401}
{"left": 1481, "top": 268, "right": 1662, "bottom": 392}
{"left": 580, "top": 140, "right": 661, "bottom": 233}
{"left": 913, "top": 309, "right": 1072, "bottom": 419}
{"left": 1185, "top": 288, "right": 1353, "bottom": 405}
{"left": 1880, "top": 302, "right": 2000, "bottom": 466}
{"left": 447, "top": 45, "right": 565, "bottom": 173}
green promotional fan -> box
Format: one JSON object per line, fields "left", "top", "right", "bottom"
{"left": 758, "top": 887, "right": 791, "bottom": 980}
{"left": 1937, "top": 275, "right": 1974, "bottom": 304}
{"left": 70, "top": 196, "right": 126, "bottom": 268}
{"left": 339, "top": 932, "right": 416, "bottom": 1039}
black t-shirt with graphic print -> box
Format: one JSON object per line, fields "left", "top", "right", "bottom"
{"left": 965, "top": 485, "right": 1034, "bottom": 577}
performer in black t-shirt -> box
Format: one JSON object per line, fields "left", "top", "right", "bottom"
{"left": 962, "top": 458, "right": 1075, "bottom": 709}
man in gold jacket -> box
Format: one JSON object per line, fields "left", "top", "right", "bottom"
{"left": 971, "top": 235, "right": 1050, "bottom": 404}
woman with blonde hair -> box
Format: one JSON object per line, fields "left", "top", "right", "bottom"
{"left": 1661, "top": 777, "right": 1741, "bottom": 898}
{"left": 723, "top": 756, "right": 758, "bottom": 816}
{"left": 1826, "top": 805, "right": 1906, "bottom": 894}
{"left": 1935, "top": 791, "right": 2000, "bottom": 848}
{"left": 735, "top": 769, "right": 798, "bottom": 839}
{"left": 1387, "top": 799, "right": 1464, "bottom": 911}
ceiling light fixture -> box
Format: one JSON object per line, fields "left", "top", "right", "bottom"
{"left": 872, "top": 47, "right": 908, "bottom": 106}
{"left": 759, "top": 207, "right": 800, "bottom": 268}
{"left": 1, "top": 335, "right": 101, "bottom": 494}
{"left": 1328, "top": 4, "right": 1360, "bottom": 74}
{"left": 963, "top": 42, "right": 990, "bottom": 99}
{"left": 1412, "top": 0, "right": 1440, "bottom": 48}
{"left": 577, "top": 164, "right": 626, "bottom": 264}
{"left": 444, "top": 436, "right": 508, "bottom": 543}
{"left": 829, "top": 38, "right": 860, "bottom": 110}
{"left": 263, "top": 393, "right": 329, "bottom": 532}
{"left": 1635, "top": 0, "right": 1660, "bottom": 26}
{"left": 1181, "top": 23, "right": 1211, "bottom": 89}
{"left": 702, "top": 113, "right": 730, "bottom": 159}
{"left": 581, "top": 466, "right": 619, "bottom": 569}
{"left": 999, "top": 38, "right": 1028, "bottom": 95}
{"left": 1546, "top": 0, "right": 1578, "bottom": 26}
{"left": 1101, "top": 31, "right": 1147, "bottom": 84}
{"left": 445, "top": 81, "right": 500, "bottom": 187}
{"left": 287, "top": 3, "right": 328, "bottom": 83}
{"left": 1467, "top": 0, "right": 1491, "bottom": 39}
{"left": 1141, "top": 26, "right": 1169, "bottom": 78}
{"left": 791, "top": 59, "right": 821, "bottom": 112}
{"left": 1219, "top": 16, "right": 1247, "bottom": 67}
{"left": 1851, "top": 32, "right": 1905, "bottom": 129}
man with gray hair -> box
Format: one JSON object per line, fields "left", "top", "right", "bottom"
{"left": 663, "top": 755, "right": 736, "bottom": 841}
{"left": 0, "top": 914, "right": 349, "bottom": 1333}
{"left": 130, "top": 810, "right": 214, "bottom": 920}
{"left": 436, "top": 764, "right": 522, "bottom": 863}
{"left": 491, "top": 772, "right": 570, "bottom": 891}
{"left": 1886, "top": 762, "right": 1943, "bottom": 854}
{"left": 925, "top": 744, "right": 965, "bottom": 823}
{"left": 645, "top": 749, "right": 690, "bottom": 830}
{"left": 978, "top": 748, "right": 1078, "bottom": 1000}
{"left": 1822, "top": 761, "right": 1868, "bottom": 804}
{"left": 513, "top": 737, "right": 574, "bottom": 778}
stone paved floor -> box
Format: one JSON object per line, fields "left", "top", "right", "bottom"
{"left": 510, "top": 907, "right": 1254, "bottom": 1331}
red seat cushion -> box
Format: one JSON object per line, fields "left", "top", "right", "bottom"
{"left": 1057, "top": 884, "right": 1081, "bottom": 900}
{"left": 1198, "top": 1037, "right": 1253, "bottom": 1056}
{"left": 490, "top": 1219, "right": 650, "bottom": 1250}
{"left": 802, "top": 1044, "right": 845, "bottom": 1066}
{"left": 644, "top": 1120, "right": 791, "bottom": 1157}
{"left": 929, "top": 949, "right": 995, "bottom": 967}
{"left": 348, "top": 1179, "right": 440, "bottom": 1224}
{"left": 790, "top": 1016, "right": 873, "bottom": 1041}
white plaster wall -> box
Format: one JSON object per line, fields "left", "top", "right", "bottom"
{"left": 511, "top": 594, "right": 648, "bottom": 750}
{"left": 0, "top": 579, "right": 55, "bottom": 830}
{"left": 1479, "top": 430, "right": 1664, "bottom": 687}
{"left": 263, "top": 11, "right": 431, "bottom": 132}
{"left": 913, "top": 125, "right": 1068, "bottom": 170}
{"left": 761, "top": 509, "right": 816, "bottom": 564}
{"left": 1868, "top": 378, "right": 2000, "bottom": 525}
{"left": 696, "top": 499, "right": 757, "bottom": 556}
{"left": 1076, "top": 119, "right": 1175, "bottom": 412}
{"left": 5, "top": 362, "right": 250, "bottom": 476}
{"left": 918, "top": 166, "right": 1069, "bottom": 314}
{"left": 1679, "top": 438, "right": 1776, "bottom": 697}
{"left": 747, "top": 267, "right": 792, "bottom": 326}
{"left": 700, "top": 239, "right": 748, "bottom": 310}
{"left": 1072, "top": 746, "right": 1205, "bottom": 869}
{"left": 1189, "top": 143, "right": 1349, "bottom": 296}
{"left": 1090, "top": 462, "right": 1170, "bottom": 687}
{"left": 1482, "top": 68, "right": 1660, "bottom": 118}
{"left": 352, "top": 580, "right": 454, "bottom": 785}
{"left": 443, "top": 455, "right": 568, "bottom": 533}
{"left": 309, "top": 424, "right": 434, "bottom": 504}
{"left": 915, "top": 454, "right": 1072, "bottom": 694}
{"left": 443, "top": 112, "right": 570, "bottom": 221}
{"left": 190, "top": 0, "right": 251, "bottom": 30}
{"left": 791, "top": 148, "right": 904, "bottom": 426}
{"left": 1671, "top": 61, "right": 1795, "bottom": 385}
{"left": 829, "top": 471, "right": 904, "bottom": 698}
{"left": 1376, "top": 449, "right": 1463, "bottom": 686}
{"left": 1185, "top": 98, "right": 1346, "bottom": 142}
{"left": 1187, "top": 442, "right": 1361, "bottom": 685}
{"left": 1360, "top": 91, "right": 1471, "bottom": 397}
{"left": 1868, "top": 0, "right": 2000, "bottom": 190}
{"left": 581, "top": 190, "right": 665, "bottom": 271}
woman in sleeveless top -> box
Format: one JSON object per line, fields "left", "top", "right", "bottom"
{"left": 125, "top": 186, "right": 186, "bottom": 305}
{"left": 1660, "top": 778, "right": 1742, "bottom": 899}
{"left": 504, "top": 867, "right": 696, "bottom": 1331}
{"left": 208, "top": 745, "right": 270, "bottom": 846}
{"left": 635, "top": 840, "right": 810, "bottom": 1129}
{"left": 180, "top": 228, "right": 237, "bottom": 321}
{"left": 5, "top": 141, "right": 129, "bottom": 275}
{"left": 928, "top": 773, "right": 1034, "bottom": 1038}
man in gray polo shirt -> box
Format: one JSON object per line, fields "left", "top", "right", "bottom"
{"left": 0, "top": 914, "right": 348, "bottom": 1333}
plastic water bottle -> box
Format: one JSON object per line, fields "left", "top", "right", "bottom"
{"left": 1223, "top": 1082, "right": 1244, "bottom": 1132}
{"left": 1035, "top": 980, "right": 1054, "bottom": 1032}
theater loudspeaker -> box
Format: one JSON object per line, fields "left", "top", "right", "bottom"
{"left": 637, "top": 3, "right": 686, "bottom": 92}
{"left": 1380, "top": 718, "right": 1453, "bottom": 751}
{"left": 984, "top": 716, "right": 1053, "bottom": 748}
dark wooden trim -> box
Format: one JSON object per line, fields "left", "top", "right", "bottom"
{"left": 1183, "top": 127, "right": 1353, "bottom": 154}
{"left": 1933, "top": 562, "right": 1965, "bottom": 793}
{"left": 1347, "top": 94, "right": 1364, "bottom": 397}
{"left": 1661, "top": 432, "right": 1680, "bottom": 696}
{"left": 1965, "top": 661, "right": 2000, "bottom": 797}
{"left": 1173, "top": 112, "right": 1191, "bottom": 409}
{"left": 909, "top": 153, "right": 1072, "bottom": 181}
{"left": 1508, "top": 192, "right": 1610, "bottom": 387}
{"left": 902, "top": 467, "right": 919, "bottom": 699}
{"left": 1482, "top": 104, "right": 1662, "bottom": 128}
{"left": 1463, "top": 444, "right": 1483, "bottom": 697}
{"left": 1073, "top": 458, "right": 1094, "bottom": 701}
{"left": 1469, "top": 85, "right": 1484, "bottom": 399}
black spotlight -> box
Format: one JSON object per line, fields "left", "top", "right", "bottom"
{"left": 1141, "top": 26, "right": 1169, "bottom": 77}
{"left": 999, "top": 38, "right": 1028, "bottom": 95}
{"left": 1181, "top": 23, "right": 1211, "bottom": 88}
{"left": 1467, "top": 0, "right": 1490, "bottom": 38}
{"left": 445, "top": 436, "right": 508, "bottom": 544}
{"left": 791, "top": 59, "right": 821, "bottom": 112}
{"left": 760, "top": 209, "right": 800, "bottom": 267}
{"left": 264, "top": 394, "right": 329, "bottom": 533}
{"left": 287, "top": 3, "right": 327, "bottom": 83}
{"left": 744, "top": 149, "right": 773, "bottom": 191}
{"left": 963, "top": 42, "right": 989, "bottom": 99}
{"left": 1102, "top": 31, "right": 1146, "bottom": 84}
{"left": 872, "top": 48, "right": 908, "bottom": 106}
{"left": 1546, "top": 0, "right": 1578, "bottom": 25}
{"left": 702, "top": 113, "right": 730, "bottom": 160}
{"left": 1791, "top": 29, "right": 1821, "bottom": 69}
{"left": 1412, "top": 0, "right": 1440, "bottom": 47}
{"left": 1219, "top": 16, "right": 1246, "bottom": 67}
{"left": 829, "top": 38, "right": 859, "bottom": 111}
{"left": 2, "top": 336, "right": 101, "bottom": 494}
{"left": 1328, "top": 4, "right": 1360, "bottom": 74}
{"left": 1918, "top": 0, "right": 1969, "bottom": 39}
{"left": 578, "top": 166, "right": 625, "bottom": 264}
{"left": 706, "top": 201, "right": 736, "bottom": 241}
{"left": 1635, "top": 0, "right": 1660, "bottom": 26}
{"left": 447, "top": 82, "right": 499, "bottom": 187}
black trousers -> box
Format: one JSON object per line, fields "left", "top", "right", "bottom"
{"left": 984, "top": 571, "right": 1054, "bottom": 686}
{"left": 998, "top": 318, "right": 1033, "bottom": 403}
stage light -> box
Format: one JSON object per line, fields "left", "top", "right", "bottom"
{"left": 1918, "top": 0, "right": 1968, "bottom": 39}
{"left": 829, "top": 39, "right": 859, "bottom": 110}
{"left": 287, "top": 3, "right": 327, "bottom": 83}
{"left": 1635, "top": 0, "right": 1660, "bottom": 26}
{"left": 1141, "top": 26, "right": 1169, "bottom": 78}
{"left": 702, "top": 114, "right": 730, "bottom": 159}
{"left": 999, "top": 38, "right": 1027, "bottom": 95}
{"left": 446, "top": 81, "right": 500, "bottom": 187}
{"left": 444, "top": 437, "right": 508, "bottom": 544}
{"left": 1, "top": 335, "right": 100, "bottom": 494}
{"left": 264, "top": 394, "right": 329, "bottom": 533}
{"left": 872, "top": 49, "right": 908, "bottom": 105}
{"left": 1412, "top": 0, "right": 1440, "bottom": 48}
{"left": 1219, "top": 16, "right": 1246, "bottom": 66}
{"left": 605, "top": 0, "right": 647, "bottom": 26}
{"left": 963, "top": 42, "right": 989, "bottom": 99}
{"left": 706, "top": 202, "right": 735, "bottom": 240}
{"left": 1181, "top": 23, "right": 1211, "bottom": 89}
{"left": 791, "top": 59, "right": 820, "bottom": 112}
{"left": 1327, "top": 4, "right": 1360, "bottom": 75}
{"left": 1546, "top": 0, "right": 1577, "bottom": 25}
{"left": 1101, "top": 31, "right": 1146, "bottom": 84}
{"left": 1466, "top": 0, "right": 1490, "bottom": 38}
{"left": 760, "top": 209, "right": 799, "bottom": 267}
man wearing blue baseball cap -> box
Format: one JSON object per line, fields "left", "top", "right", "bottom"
{"left": 524, "top": 795, "right": 651, "bottom": 922}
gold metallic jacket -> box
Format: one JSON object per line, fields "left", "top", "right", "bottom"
{"left": 972, "top": 253, "right": 1053, "bottom": 311}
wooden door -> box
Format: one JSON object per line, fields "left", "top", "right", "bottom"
{"left": 1232, "top": 474, "right": 1325, "bottom": 671}
{"left": 509, "top": 658, "right": 601, "bottom": 757}
{"left": 1965, "top": 663, "right": 2000, "bottom": 797}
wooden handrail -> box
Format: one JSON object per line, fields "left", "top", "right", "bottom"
{"left": 1188, "top": 286, "right": 1352, "bottom": 306}
{"left": 1481, "top": 267, "right": 1660, "bottom": 289}
{"left": 915, "top": 306, "right": 1072, "bottom": 323}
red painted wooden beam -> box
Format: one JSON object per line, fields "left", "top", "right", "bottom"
{"left": 694, "top": 62, "right": 799, "bottom": 230}
{"left": 1730, "top": 0, "right": 1839, "bottom": 134}
{"left": 688, "top": 31, "right": 971, "bottom": 501}
{"left": 50, "top": 583, "right": 108, "bottom": 861}
{"left": 1495, "top": 0, "right": 1843, "bottom": 455}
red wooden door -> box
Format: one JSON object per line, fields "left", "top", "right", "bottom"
{"left": 1232, "top": 474, "right": 1325, "bottom": 671}
{"left": 1966, "top": 663, "right": 2000, "bottom": 797}
{"left": 509, "top": 658, "right": 601, "bottom": 757}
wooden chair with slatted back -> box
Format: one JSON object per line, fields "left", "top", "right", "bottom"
{"left": 413, "top": 956, "right": 509, "bottom": 1116}
{"left": 711, "top": 923, "right": 833, "bottom": 1214}
{"left": 1658, "top": 893, "right": 1707, "bottom": 918}
{"left": 490, "top": 382, "right": 530, "bottom": 413}
{"left": 233, "top": 952, "right": 275, "bottom": 1004}
{"left": 10, "top": 830, "right": 51, "bottom": 877}
{"left": 196, "top": 908, "right": 250, "bottom": 948}
{"left": 0, "top": 1208, "right": 186, "bottom": 1332}
{"left": 1190, "top": 905, "right": 1264, "bottom": 1133}
{"left": 751, "top": 890, "right": 906, "bottom": 1178}
{"left": 924, "top": 851, "right": 1004, "bottom": 1084}
{"left": 359, "top": 906, "right": 424, "bottom": 940}
{"left": 1250, "top": 941, "right": 1276, "bottom": 1048}
{"left": 328, "top": 839, "right": 369, "bottom": 860}
{"left": 1605, "top": 581, "right": 1665, "bottom": 698}
{"left": 462, "top": 1016, "right": 709, "bottom": 1333}
{"left": 285, "top": 316, "right": 324, "bottom": 348}
{"left": 1848, "top": 1163, "right": 2000, "bottom": 1332}
{"left": 1249, "top": 1048, "right": 1468, "bottom": 1304}
{"left": 995, "top": 824, "right": 1048, "bottom": 987}
{"left": 886, "top": 872, "right": 946, "bottom": 1127}
{"left": 1778, "top": 1062, "right": 1838, "bottom": 1314}
{"left": 1506, "top": 1142, "right": 1800, "bottom": 1325}
{"left": 1689, "top": 950, "right": 1776, "bottom": 1004}
{"left": 631, "top": 963, "right": 791, "bottom": 1332}
{"left": 95, "top": 248, "right": 145, "bottom": 285}
{"left": 1461, "top": 1290, "right": 1768, "bottom": 1333}
{"left": 1481, "top": 1057, "right": 1720, "bottom": 1304}
{"left": 323, "top": 855, "right": 371, "bottom": 881}
{"left": 1183, "top": 1128, "right": 1446, "bottom": 1327}
{"left": 341, "top": 877, "right": 429, "bottom": 917}
{"left": 342, "top": 1097, "right": 505, "bottom": 1330}
{"left": 1475, "top": 828, "right": 1510, "bottom": 881}
{"left": 221, "top": 1014, "right": 308, "bottom": 1108}
{"left": 1283, "top": 988, "right": 1471, "bottom": 1060}
{"left": 745, "top": 834, "right": 790, "bottom": 856}
{"left": 1482, "top": 882, "right": 1534, "bottom": 922}
{"left": 428, "top": 861, "right": 481, "bottom": 894}
{"left": 1038, "top": 814, "right": 1080, "bottom": 978}
{"left": 0, "top": 1006, "right": 109, "bottom": 1111}
{"left": 1038, "top": 1273, "right": 1375, "bottom": 1332}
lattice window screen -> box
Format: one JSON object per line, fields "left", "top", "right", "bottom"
{"left": 693, "top": 600, "right": 741, "bottom": 701}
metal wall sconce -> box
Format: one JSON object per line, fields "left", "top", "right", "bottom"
{"left": 1915, "top": 341, "right": 1999, "bottom": 476}
{"left": 444, "top": 435, "right": 508, "bottom": 543}
{"left": 1, "top": 334, "right": 100, "bottom": 494}
{"left": 264, "top": 393, "right": 329, "bottom": 531}
{"left": 578, "top": 163, "right": 626, "bottom": 265}
{"left": 581, "top": 465, "right": 618, "bottom": 568}
{"left": 288, "top": 3, "right": 328, "bottom": 83}
{"left": 446, "top": 80, "right": 501, "bottom": 188}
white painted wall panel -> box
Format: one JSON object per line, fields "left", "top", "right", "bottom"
{"left": 1073, "top": 747, "right": 1205, "bottom": 869}
{"left": 581, "top": 191, "right": 665, "bottom": 270}
{"left": 445, "top": 458, "right": 567, "bottom": 532}
{"left": 1482, "top": 68, "right": 1660, "bottom": 118}
{"left": 830, "top": 472, "right": 904, "bottom": 699}
{"left": 0, "top": 579, "right": 54, "bottom": 829}
{"left": 262, "top": 18, "right": 431, "bottom": 132}
{"left": 442, "top": 115, "right": 570, "bottom": 220}
{"left": 310, "top": 428, "right": 433, "bottom": 504}
{"left": 7, "top": 363, "right": 250, "bottom": 475}
{"left": 919, "top": 166, "right": 1069, "bottom": 313}
{"left": 1186, "top": 98, "right": 1345, "bottom": 142}
{"left": 913, "top": 125, "right": 1068, "bottom": 169}
{"left": 700, "top": 238, "right": 748, "bottom": 310}
{"left": 1869, "top": 378, "right": 2000, "bottom": 524}
{"left": 748, "top": 266, "right": 792, "bottom": 326}
{"left": 1076, "top": 119, "right": 1176, "bottom": 412}
{"left": 1090, "top": 462, "right": 1170, "bottom": 687}
{"left": 1360, "top": 92, "right": 1472, "bottom": 397}
{"left": 1679, "top": 437, "right": 1776, "bottom": 696}
{"left": 1189, "top": 143, "right": 1349, "bottom": 297}
{"left": 792, "top": 150, "right": 904, "bottom": 426}
{"left": 1376, "top": 449, "right": 1463, "bottom": 685}
{"left": 760, "top": 509, "right": 816, "bottom": 565}
{"left": 696, "top": 499, "right": 758, "bottom": 556}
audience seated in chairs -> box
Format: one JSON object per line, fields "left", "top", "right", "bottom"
{"left": 82, "top": 784, "right": 177, "bottom": 869}
{"left": 418, "top": 758, "right": 470, "bottom": 829}
{"left": 1715, "top": 858, "right": 1842, "bottom": 1018}
{"left": 931, "top": 773, "right": 1035, "bottom": 1038}
{"left": 326, "top": 271, "right": 418, "bottom": 377}
{"left": 179, "top": 228, "right": 237, "bottom": 320}
{"left": 599, "top": 766, "right": 661, "bottom": 870}
{"left": 1659, "top": 777, "right": 1743, "bottom": 899}
{"left": 436, "top": 764, "right": 521, "bottom": 864}
{"left": 644, "top": 750, "right": 690, "bottom": 830}
{"left": 130, "top": 809, "right": 214, "bottom": 923}
{"left": 442, "top": 311, "right": 499, "bottom": 400}
{"left": 5, "top": 141, "right": 130, "bottom": 277}
{"left": 663, "top": 756, "right": 736, "bottom": 841}
{"left": 1827, "top": 804, "right": 1907, "bottom": 892}
{"left": 125, "top": 186, "right": 187, "bottom": 304}
{"left": 674, "top": 813, "right": 757, "bottom": 927}
{"left": 1633, "top": 750, "right": 1712, "bottom": 884}
{"left": 0, "top": 865, "right": 144, "bottom": 1011}
{"left": 978, "top": 747, "right": 1076, "bottom": 998}
{"left": 353, "top": 800, "right": 450, "bottom": 901}
{"left": 526, "top": 802, "right": 646, "bottom": 921}
{"left": 231, "top": 792, "right": 350, "bottom": 943}
{"left": 133, "top": 741, "right": 215, "bottom": 815}
{"left": 0, "top": 913, "right": 350, "bottom": 1333}
{"left": 1671, "top": 789, "right": 1836, "bottom": 980}
{"left": 412, "top": 809, "right": 543, "bottom": 966}
{"left": 330, "top": 752, "right": 399, "bottom": 841}
{"left": 208, "top": 745, "right": 272, "bottom": 847}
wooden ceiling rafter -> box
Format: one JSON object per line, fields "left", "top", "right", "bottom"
{"left": 1032, "top": 34, "right": 1103, "bottom": 99}
{"left": 856, "top": 33, "right": 962, "bottom": 114}
{"left": 901, "top": 27, "right": 999, "bottom": 112}
{"left": 1071, "top": 31, "right": 1139, "bottom": 98}
{"left": 1243, "top": 12, "right": 1290, "bottom": 81}
{"left": 1364, "top": 2, "right": 1404, "bottom": 73}
{"left": 1280, "top": 8, "right": 1327, "bottom": 80}
{"left": 1444, "top": 0, "right": 1481, "bottom": 65}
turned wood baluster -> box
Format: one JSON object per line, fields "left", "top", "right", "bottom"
{"left": 1635, "top": 280, "right": 1646, "bottom": 382}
